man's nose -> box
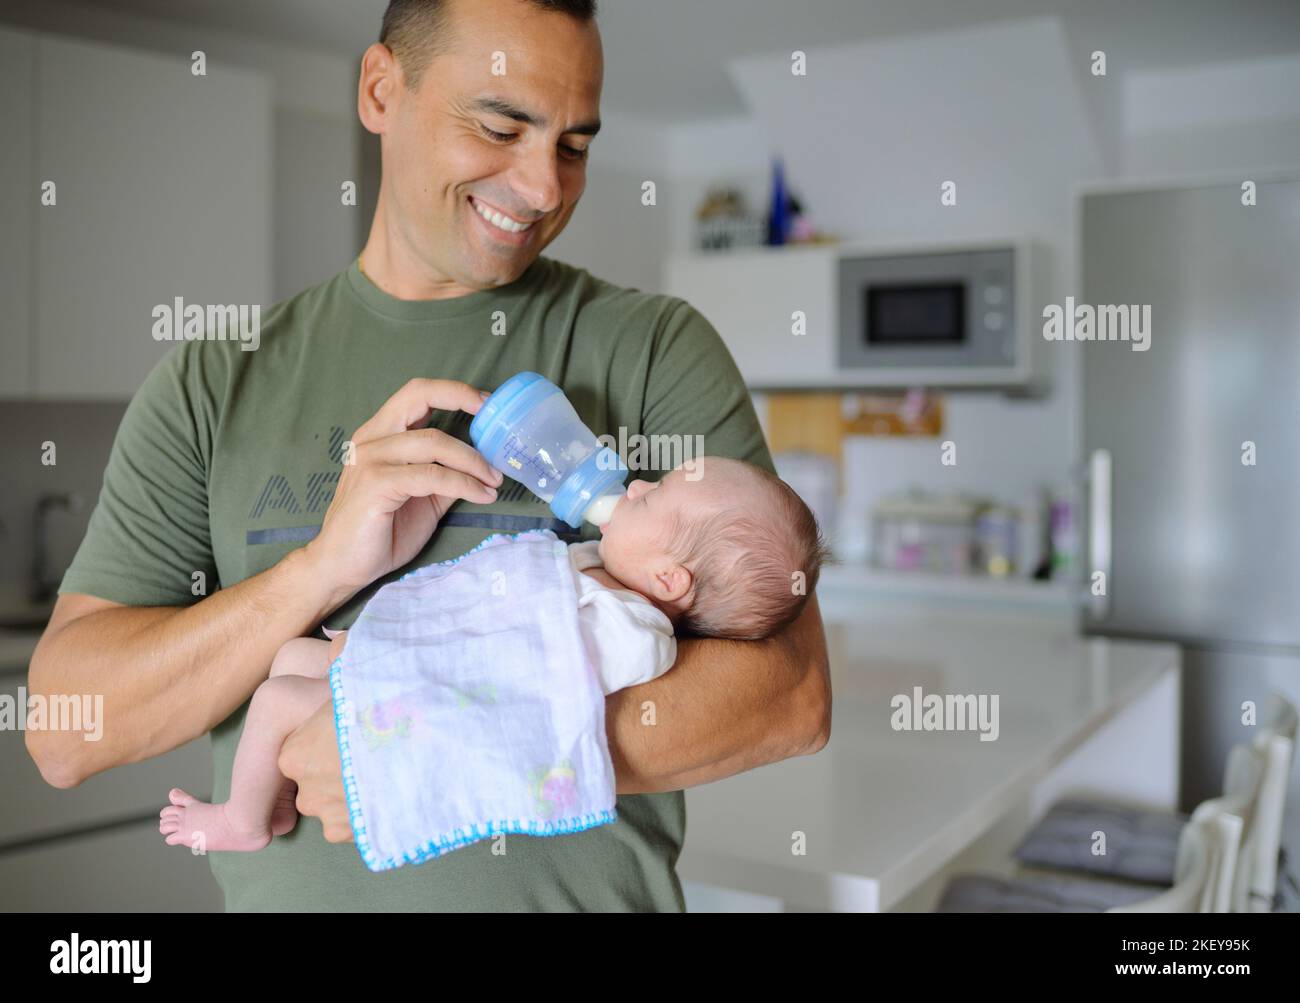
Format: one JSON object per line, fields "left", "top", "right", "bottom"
{"left": 510, "top": 146, "right": 563, "bottom": 216}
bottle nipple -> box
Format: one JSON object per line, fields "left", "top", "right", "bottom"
{"left": 582, "top": 493, "right": 621, "bottom": 527}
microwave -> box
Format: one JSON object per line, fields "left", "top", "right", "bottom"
{"left": 664, "top": 237, "right": 1043, "bottom": 392}
{"left": 837, "top": 242, "right": 1038, "bottom": 388}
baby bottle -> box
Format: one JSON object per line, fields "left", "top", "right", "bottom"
{"left": 470, "top": 372, "right": 628, "bottom": 528}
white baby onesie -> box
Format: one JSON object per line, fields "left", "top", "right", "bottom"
{"left": 567, "top": 541, "right": 677, "bottom": 694}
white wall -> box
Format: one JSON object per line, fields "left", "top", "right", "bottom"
{"left": 640, "top": 15, "right": 1300, "bottom": 557}
{"left": 706, "top": 17, "right": 1101, "bottom": 545}
{"left": 0, "top": 0, "right": 362, "bottom": 304}
{"left": 1121, "top": 54, "right": 1300, "bottom": 177}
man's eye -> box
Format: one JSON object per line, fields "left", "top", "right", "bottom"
{"left": 481, "top": 123, "right": 586, "bottom": 161}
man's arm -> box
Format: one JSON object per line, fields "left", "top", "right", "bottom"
{"left": 599, "top": 297, "right": 833, "bottom": 795}
{"left": 27, "top": 378, "right": 502, "bottom": 790}
{"left": 26, "top": 548, "right": 341, "bottom": 789}
{"left": 280, "top": 590, "right": 831, "bottom": 844}
{"left": 605, "top": 592, "right": 831, "bottom": 794}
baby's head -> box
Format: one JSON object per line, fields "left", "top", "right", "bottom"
{"left": 597, "top": 456, "right": 830, "bottom": 640}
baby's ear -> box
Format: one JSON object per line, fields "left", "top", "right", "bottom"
{"left": 653, "top": 563, "right": 693, "bottom": 604}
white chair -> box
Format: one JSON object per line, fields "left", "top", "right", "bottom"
{"left": 1012, "top": 693, "right": 1297, "bottom": 910}
{"left": 1109, "top": 805, "right": 1242, "bottom": 913}
{"left": 936, "top": 806, "right": 1242, "bottom": 913}
{"left": 1231, "top": 733, "right": 1294, "bottom": 911}
{"left": 937, "top": 726, "right": 1282, "bottom": 913}
{"left": 1105, "top": 727, "right": 1288, "bottom": 912}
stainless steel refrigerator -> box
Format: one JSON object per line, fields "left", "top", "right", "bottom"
{"left": 1081, "top": 176, "right": 1300, "bottom": 907}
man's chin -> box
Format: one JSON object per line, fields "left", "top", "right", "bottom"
{"left": 465, "top": 252, "right": 536, "bottom": 288}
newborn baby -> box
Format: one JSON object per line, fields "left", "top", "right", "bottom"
{"left": 159, "top": 455, "right": 827, "bottom": 853}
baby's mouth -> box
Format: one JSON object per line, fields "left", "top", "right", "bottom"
{"left": 607, "top": 492, "right": 631, "bottom": 526}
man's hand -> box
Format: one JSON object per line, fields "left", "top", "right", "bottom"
{"left": 280, "top": 701, "right": 352, "bottom": 843}
{"left": 304, "top": 377, "right": 504, "bottom": 606}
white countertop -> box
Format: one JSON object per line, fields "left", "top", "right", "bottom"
{"left": 677, "top": 600, "right": 1179, "bottom": 911}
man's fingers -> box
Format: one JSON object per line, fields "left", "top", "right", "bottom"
{"left": 356, "top": 427, "right": 502, "bottom": 488}
{"left": 379, "top": 464, "right": 499, "bottom": 507}
{"left": 352, "top": 378, "right": 489, "bottom": 444}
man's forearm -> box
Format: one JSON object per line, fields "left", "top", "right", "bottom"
{"left": 606, "top": 595, "right": 831, "bottom": 795}
{"left": 26, "top": 546, "right": 340, "bottom": 787}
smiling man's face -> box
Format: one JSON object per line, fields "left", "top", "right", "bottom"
{"left": 364, "top": 0, "right": 603, "bottom": 294}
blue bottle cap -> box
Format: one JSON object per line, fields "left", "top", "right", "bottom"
{"left": 551, "top": 447, "right": 628, "bottom": 528}
{"left": 469, "top": 371, "right": 558, "bottom": 462}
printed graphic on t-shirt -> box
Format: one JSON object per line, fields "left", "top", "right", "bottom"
{"left": 242, "top": 422, "right": 580, "bottom": 547}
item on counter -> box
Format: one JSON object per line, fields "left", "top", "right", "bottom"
{"left": 1049, "top": 496, "right": 1078, "bottom": 578}
{"left": 975, "top": 506, "right": 1018, "bottom": 578}
{"left": 470, "top": 372, "right": 628, "bottom": 528}
{"left": 1017, "top": 487, "right": 1050, "bottom": 579}
{"left": 871, "top": 493, "right": 986, "bottom": 575}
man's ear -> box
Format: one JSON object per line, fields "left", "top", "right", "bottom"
{"left": 358, "top": 42, "right": 402, "bottom": 135}
{"left": 651, "top": 564, "right": 693, "bottom": 605}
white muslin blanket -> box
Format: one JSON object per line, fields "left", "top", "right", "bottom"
{"left": 328, "top": 529, "right": 617, "bottom": 872}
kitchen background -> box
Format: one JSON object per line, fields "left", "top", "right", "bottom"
{"left": 1, "top": 0, "right": 1298, "bottom": 911}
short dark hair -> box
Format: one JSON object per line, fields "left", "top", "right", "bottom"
{"left": 380, "top": 0, "right": 599, "bottom": 89}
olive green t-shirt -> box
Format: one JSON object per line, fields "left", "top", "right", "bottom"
{"left": 60, "top": 255, "right": 774, "bottom": 912}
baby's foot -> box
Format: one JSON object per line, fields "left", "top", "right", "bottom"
{"left": 271, "top": 779, "right": 299, "bottom": 837}
{"left": 158, "top": 788, "right": 271, "bottom": 852}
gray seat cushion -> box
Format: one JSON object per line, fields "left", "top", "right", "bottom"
{"left": 937, "top": 873, "right": 1159, "bottom": 913}
{"left": 1012, "top": 799, "right": 1189, "bottom": 886}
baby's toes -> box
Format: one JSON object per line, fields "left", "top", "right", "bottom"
{"left": 168, "top": 787, "right": 198, "bottom": 807}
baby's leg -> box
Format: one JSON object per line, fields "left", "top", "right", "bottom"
{"left": 261, "top": 632, "right": 348, "bottom": 830}
{"left": 270, "top": 635, "right": 338, "bottom": 679}
{"left": 159, "top": 674, "right": 330, "bottom": 852}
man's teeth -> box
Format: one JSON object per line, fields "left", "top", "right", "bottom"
{"left": 472, "top": 197, "right": 534, "bottom": 233}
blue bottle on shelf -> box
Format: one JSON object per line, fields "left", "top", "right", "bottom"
{"left": 767, "top": 157, "right": 789, "bottom": 246}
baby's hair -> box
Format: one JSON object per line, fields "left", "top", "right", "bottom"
{"left": 663, "top": 459, "right": 832, "bottom": 641}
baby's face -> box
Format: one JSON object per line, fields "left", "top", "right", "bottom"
{"left": 596, "top": 468, "right": 689, "bottom": 586}
{"left": 595, "top": 467, "right": 696, "bottom": 600}
{"left": 596, "top": 460, "right": 747, "bottom": 604}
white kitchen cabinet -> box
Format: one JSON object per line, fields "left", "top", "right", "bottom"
{"left": 0, "top": 28, "right": 35, "bottom": 398}
{"left": 664, "top": 245, "right": 837, "bottom": 389}
{"left": 20, "top": 33, "right": 272, "bottom": 399}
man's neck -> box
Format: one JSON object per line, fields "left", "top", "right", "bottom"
{"left": 359, "top": 195, "right": 481, "bottom": 301}
{"left": 358, "top": 239, "right": 477, "bottom": 302}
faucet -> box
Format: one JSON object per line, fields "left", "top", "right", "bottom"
{"left": 31, "top": 492, "right": 82, "bottom": 605}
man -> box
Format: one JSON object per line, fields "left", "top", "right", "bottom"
{"left": 27, "top": 0, "right": 830, "bottom": 912}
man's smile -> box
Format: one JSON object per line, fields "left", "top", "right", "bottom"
{"left": 467, "top": 194, "right": 538, "bottom": 243}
